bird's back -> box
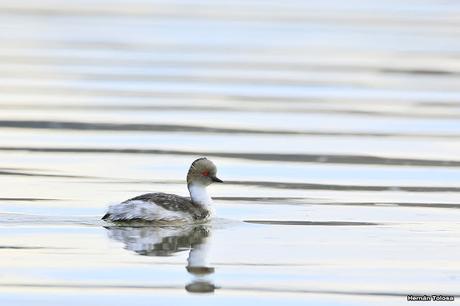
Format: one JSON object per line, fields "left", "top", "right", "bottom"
{"left": 102, "top": 192, "right": 210, "bottom": 223}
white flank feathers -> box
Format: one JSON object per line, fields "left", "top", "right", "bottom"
{"left": 106, "top": 200, "right": 194, "bottom": 223}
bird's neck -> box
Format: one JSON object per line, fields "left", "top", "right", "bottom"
{"left": 188, "top": 183, "right": 212, "bottom": 207}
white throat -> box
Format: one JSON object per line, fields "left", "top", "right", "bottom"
{"left": 188, "top": 183, "right": 212, "bottom": 207}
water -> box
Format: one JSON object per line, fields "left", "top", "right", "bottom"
{"left": 1, "top": 1, "right": 460, "bottom": 305}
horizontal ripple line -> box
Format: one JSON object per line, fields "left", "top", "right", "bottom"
{"left": 0, "top": 282, "right": 457, "bottom": 298}
{"left": 0, "top": 197, "right": 59, "bottom": 201}
{"left": 0, "top": 169, "right": 93, "bottom": 179}
{"left": 90, "top": 179, "right": 460, "bottom": 193}
{"left": 316, "top": 202, "right": 460, "bottom": 209}
{"left": 2, "top": 55, "right": 460, "bottom": 75}
{"left": 245, "top": 220, "right": 379, "bottom": 226}
{"left": 232, "top": 180, "right": 460, "bottom": 192}
{"left": 0, "top": 120, "right": 307, "bottom": 135}
{"left": 214, "top": 196, "right": 306, "bottom": 202}
{"left": 1, "top": 104, "right": 460, "bottom": 120}
{"left": 1, "top": 120, "right": 460, "bottom": 139}
{"left": 0, "top": 246, "right": 69, "bottom": 250}
{"left": 1, "top": 146, "right": 460, "bottom": 168}
{"left": 217, "top": 198, "right": 460, "bottom": 209}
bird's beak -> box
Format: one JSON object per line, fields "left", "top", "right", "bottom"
{"left": 211, "top": 176, "right": 223, "bottom": 183}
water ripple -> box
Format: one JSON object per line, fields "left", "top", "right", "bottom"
{"left": 0, "top": 146, "right": 459, "bottom": 168}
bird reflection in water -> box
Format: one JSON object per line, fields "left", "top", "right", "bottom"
{"left": 104, "top": 224, "right": 216, "bottom": 293}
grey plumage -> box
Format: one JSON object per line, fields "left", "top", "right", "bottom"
{"left": 102, "top": 192, "right": 210, "bottom": 221}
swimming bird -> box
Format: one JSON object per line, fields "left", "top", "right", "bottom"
{"left": 102, "top": 158, "right": 223, "bottom": 223}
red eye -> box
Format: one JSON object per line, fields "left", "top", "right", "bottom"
{"left": 202, "top": 171, "right": 209, "bottom": 176}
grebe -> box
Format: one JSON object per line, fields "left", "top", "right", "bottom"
{"left": 102, "top": 158, "right": 223, "bottom": 223}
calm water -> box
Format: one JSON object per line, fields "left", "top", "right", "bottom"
{"left": 1, "top": 1, "right": 460, "bottom": 305}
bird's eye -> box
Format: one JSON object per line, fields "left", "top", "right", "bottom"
{"left": 202, "top": 171, "right": 209, "bottom": 176}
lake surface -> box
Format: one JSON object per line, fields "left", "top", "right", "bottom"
{"left": 1, "top": 1, "right": 460, "bottom": 305}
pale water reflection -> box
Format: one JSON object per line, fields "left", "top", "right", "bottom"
{"left": 106, "top": 225, "right": 216, "bottom": 293}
